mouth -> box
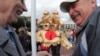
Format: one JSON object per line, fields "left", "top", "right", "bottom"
{"left": 71, "top": 13, "right": 80, "bottom": 22}
{"left": 16, "top": 9, "right": 23, "bottom": 16}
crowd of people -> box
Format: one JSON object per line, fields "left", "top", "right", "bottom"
{"left": 18, "top": 27, "right": 32, "bottom": 56}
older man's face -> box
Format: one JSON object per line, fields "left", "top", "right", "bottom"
{"left": 66, "top": 0, "right": 96, "bottom": 26}
{"left": 1, "top": 0, "right": 27, "bottom": 25}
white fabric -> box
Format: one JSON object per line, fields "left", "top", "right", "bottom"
{"left": 62, "top": 0, "right": 76, "bottom": 2}
{"left": 81, "top": 31, "right": 88, "bottom": 52}
{"left": 60, "top": 0, "right": 77, "bottom": 12}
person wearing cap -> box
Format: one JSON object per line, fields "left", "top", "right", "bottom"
{"left": 0, "top": 0, "right": 27, "bottom": 56}
{"left": 50, "top": 18, "right": 72, "bottom": 56}
{"left": 60, "top": 0, "right": 100, "bottom": 56}
{"left": 18, "top": 27, "right": 28, "bottom": 52}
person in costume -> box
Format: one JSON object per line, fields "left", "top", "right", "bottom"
{"left": 50, "top": 10, "right": 72, "bottom": 56}
{"left": 36, "top": 11, "right": 52, "bottom": 52}
{"left": 36, "top": 22, "right": 51, "bottom": 52}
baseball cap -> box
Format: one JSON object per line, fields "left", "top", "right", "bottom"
{"left": 60, "top": 0, "right": 77, "bottom": 13}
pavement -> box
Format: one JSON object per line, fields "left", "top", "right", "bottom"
{"left": 37, "top": 43, "right": 75, "bottom": 56}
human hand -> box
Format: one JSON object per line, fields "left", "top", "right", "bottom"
{"left": 37, "top": 51, "right": 52, "bottom": 56}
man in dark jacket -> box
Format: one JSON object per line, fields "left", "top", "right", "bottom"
{"left": 60, "top": 0, "right": 100, "bottom": 56}
{"left": 0, "top": 0, "right": 27, "bottom": 56}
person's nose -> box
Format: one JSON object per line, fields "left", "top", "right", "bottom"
{"left": 22, "top": 4, "right": 28, "bottom": 12}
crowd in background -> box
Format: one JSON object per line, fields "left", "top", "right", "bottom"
{"left": 14, "top": 27, "right": 32, "bottom": 56}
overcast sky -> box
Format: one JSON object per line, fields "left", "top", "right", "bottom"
{"left": 36, "top": 0, "right": 100, "bottom": 24}
{"left": 21, "top": 0, "right": 100, "bottom": 24}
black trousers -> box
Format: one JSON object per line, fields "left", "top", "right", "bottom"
{"left": 51, "top": 44, "right": 61, "bottom": 56}
{"left": 36, "top": 42, "right": 41, "bottom": 52}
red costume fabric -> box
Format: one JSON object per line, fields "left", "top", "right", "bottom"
{"left": 45, "top": 30, "right": 56, "bottom": 40}
{"left": 40, "top": 44, "right": 50, "bottom": 51}
{"left": 40, "top": 30, "right": 57, "bottom": 51}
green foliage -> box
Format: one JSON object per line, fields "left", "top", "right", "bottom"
{"left": 12, "top": 16, "right": 31, "bottom": 29}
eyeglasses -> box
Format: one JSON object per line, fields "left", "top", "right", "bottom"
{"left": 44, "top": 24, "right": 49, "bottom": 27}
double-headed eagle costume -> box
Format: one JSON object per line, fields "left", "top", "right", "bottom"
{"left": 36, "top": 11, "right": 72, "bottom": 50}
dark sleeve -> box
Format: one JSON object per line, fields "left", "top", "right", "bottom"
{"left": 90, "top": 28, "right": 100, "bottom": 56}
{"left": 72, "top": 45, "right": 83, "bottom": 56}
{"left": 0, "top": 47, "right": 8, "bottom": 56}
{"left": 89, "top": 12, "right": 100, "bottom": 56}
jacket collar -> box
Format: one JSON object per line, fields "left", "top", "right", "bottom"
{"left": 0, "top": 26, "right": 20, "bottom": 56}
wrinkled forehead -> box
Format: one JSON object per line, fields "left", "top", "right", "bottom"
{"left": 60, "top": 0, "right": 79, "bottom": 12}
{"left": 66, "top": 0, "right": 80, "bottom": 11}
